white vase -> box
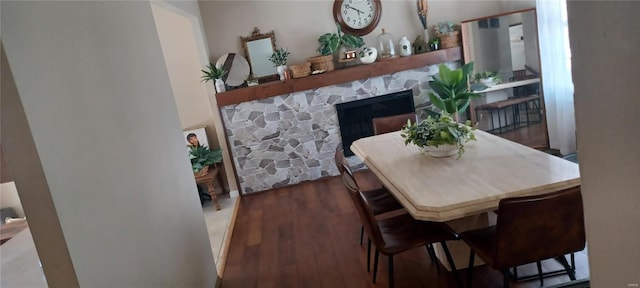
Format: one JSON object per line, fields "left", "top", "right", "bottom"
{"left": 419, "top": 144, "right": 459, "bottom": 158}
{"left": 276, "top": 65, "right": 288, "bottom": 80}
{"left": 214, "top": 78, "right": 226, "bottom": 93}
{"left": 399, "top": 36, "right": 412, "bottom": 56}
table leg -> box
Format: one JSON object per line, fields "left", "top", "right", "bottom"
{"left": 216, "top": 169, "right": 228, "bottom": 193}
{"left": 206, "top": 182, "right": 221, "bottom": 210}
{"left": 433, "top": 213, "right": 492, "bottom": 271}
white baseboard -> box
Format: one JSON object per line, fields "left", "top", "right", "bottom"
{"left": 228, "top": 190, "right": 240, "bottom": 198}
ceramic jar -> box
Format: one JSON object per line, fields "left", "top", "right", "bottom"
{"left": 359, "top": 47, "right": 377, "bottom": 64}
{"left": 276, "top": 65, "right": 288, "bottom": 80}
{"left": 399, "top": 36, "right": 412, "bottom": 57}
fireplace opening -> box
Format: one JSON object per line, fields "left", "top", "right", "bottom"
{"left": 335, "top": 90, "right": 415, "bottom": 156}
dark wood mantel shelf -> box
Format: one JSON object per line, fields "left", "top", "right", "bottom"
{"left": 215, "top": 47, "right": 462, "bottom": 106}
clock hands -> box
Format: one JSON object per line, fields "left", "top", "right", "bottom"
{"left": 346, "top": 4, "right": 364, "bottom": 15}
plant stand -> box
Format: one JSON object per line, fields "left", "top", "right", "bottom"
{"left": 194, "top": 164, "right": 227, "bottom": 210}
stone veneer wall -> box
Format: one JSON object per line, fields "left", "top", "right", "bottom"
{"left": 221, "top": 62, "right": 459, "bottom": 194}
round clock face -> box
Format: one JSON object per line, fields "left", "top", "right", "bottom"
{"left": 334, "top": 0, "right": 381, "bottom": 36}
{"left": 340, "top": 0, "right": 376, "bottom": 29}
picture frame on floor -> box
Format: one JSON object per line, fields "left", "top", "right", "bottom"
{"left": 183, "top": 125, "right": 209, "bottom": 149}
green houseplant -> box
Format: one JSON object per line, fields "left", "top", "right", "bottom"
{"left": 317, "top": 23, "right": 365, "bottom": 56}
{"left": 200, "top": 62, "right": 227, "bottom": 83}
{"left": 201, "top": 62, "right": 228, "bottom": 93}
{"left": 189, "top": 145, "right": 223, "bottom": 175}
{"left": 400, "top": 113, "right": 476, "bottom": 158}
{"left": 428, "top": 62, "right": 482, "bottom": 118}
{"left": 269, "top": 48, "right": 291, "bottom": 67}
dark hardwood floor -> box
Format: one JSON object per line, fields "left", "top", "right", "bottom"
{"left": 221, "top": 176, "right": 589, "bottom": 288}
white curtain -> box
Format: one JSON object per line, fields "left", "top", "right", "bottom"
{"left": 536, "top": 0, "right": 576, "bottom": 155}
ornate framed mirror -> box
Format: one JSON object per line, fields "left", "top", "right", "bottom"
{"left": 241, "top": 28, "right": 277, "bottom": 82}
{"left": 461, "top": 8, "right": 550, "bottom": 150}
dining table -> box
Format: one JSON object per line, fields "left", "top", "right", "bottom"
{"left": 351, "top": 129, "right": 581, "bottom": 269}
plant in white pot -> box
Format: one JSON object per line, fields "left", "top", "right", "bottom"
{"left": 400, "top": 112, "right": 476, "bottom": 158}
{"left": 201, "top": 62, "right": 228, "bottom": 93}
{"left": 269, "top": 47, "right": 291, "bottom": 80}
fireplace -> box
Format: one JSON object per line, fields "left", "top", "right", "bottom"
{"left": 335, "top": 90, "right": 415, "bottom": 156}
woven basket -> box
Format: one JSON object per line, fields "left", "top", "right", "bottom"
{"left": 308, "top": 55, "right": 335, "bottom": 72}
{"left": 437, "top": 31, "right": 461, "bottom": 49}
{"left": 289, "top": 62, "right": 311, "bottom": 78}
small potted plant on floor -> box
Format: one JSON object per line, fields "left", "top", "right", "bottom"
{"left": 269, "top": 47, "right": 291, "bottom": 80}
{"left": 201, "top": 62, "right": 228, "bottom": 93}
{"left": 189, "top": 145, "right": 223, "bottom": 176}
{"left": 400, "top": 112, "right": 476, "bottom": 158}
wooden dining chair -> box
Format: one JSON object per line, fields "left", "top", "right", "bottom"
{"left": 342, "top": 172, "right": 462, "bottom": 288}
{"left": 334, "top": 147, "right": 409, "bottom": 271}
{"left": 461, "top": 186, "right": 586, "bottom": 288}
{"left": 371, "top": 112, "right": 418, "bottom": 135}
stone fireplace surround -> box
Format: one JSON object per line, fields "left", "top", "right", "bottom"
{"left": 220, "top": 61, "right": 461, "bottom": 194}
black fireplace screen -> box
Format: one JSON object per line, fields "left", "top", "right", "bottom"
{"left": 335, "top": 90, "right": 415, "bottom": 156}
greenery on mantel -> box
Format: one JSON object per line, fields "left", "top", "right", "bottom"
{"left": 317, "top": 23, "right": 365, "bottom": 56}
{"left": 201, "top": 62, "right": 227, "bottom": 82}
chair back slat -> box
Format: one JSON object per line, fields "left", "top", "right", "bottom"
{"left": 372, "top": 112, "right": 417, "bottom": 135}
{"left": 341, "top": 173, "right": 386, "bottom": 248}
{"left": 494, "top": 186, "right": 586, "bottom": 269}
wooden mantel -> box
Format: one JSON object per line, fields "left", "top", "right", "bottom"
{"left": 215, "top": 47, "right": 462, "bottom": 106}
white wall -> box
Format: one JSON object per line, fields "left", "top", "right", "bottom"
{"left": 0, "top": 182, "right": 24, "bottom": 218}
{"left": 199, "top": 0, "right": 505, "bottom": 64}
{"left": 155, "top": 1, "right": 239, "bottom": 194}
{"left": 568, "top": 1, "right": 640, "bottom": 286}
{"left": 2, "top": 1, "right": 217, "bottom": 286}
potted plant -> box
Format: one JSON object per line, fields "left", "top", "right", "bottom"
{"left": 317, "top": 23, "right": 365, "bottom": 56}
{"left": 433, "top": 21, "right": 461, "bottom": 48}
{"left": 189, "top": 145, "right": 223, "bottom": 176}
{"left": 310, "top": 23, "right": 365, "bottom": 71}
{"left": 201, "top": 62, "right": 228, "bottom": 93}
{"left": 428, "top": 37, "right": 440, "bottom": 51}
{"left": 473, "top": 70, "right": 503, "bottom": 87}
{"left": 400, "top": 112, "right": 476, "bottom": 158}
{"left": 269, "top": 47, "right": 291, "bottom": 80}
{"left": 428, "top": 62, "right": 483, "bottom": 120}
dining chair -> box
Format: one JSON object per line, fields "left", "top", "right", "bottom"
{"left": 461, "top": 186, "right": 586, "bottom": 288}
{"left": 371, "top": 112, "right": 418, "bottom": 135}
{"left": 334, "top": 147, "right": 410, "bottom": 271}
{"left": 342, "top": 172, "right": 462, "bottom": 288}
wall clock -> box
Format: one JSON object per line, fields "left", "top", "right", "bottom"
{"left": 333, "top": 0, "right": 382, "bottom": 36}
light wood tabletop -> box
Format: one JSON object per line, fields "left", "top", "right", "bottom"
{"left": 351, "top": 130, "right": 580, "bottom": 222}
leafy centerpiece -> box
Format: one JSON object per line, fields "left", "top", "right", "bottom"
{"left": 401, "top": 62, "right": 481, "bottom": 158}
{"left": 401, "top": 113, "right": 476, "bottom": 158}
{"left": 189, "top": 145, "right": 223, "bottom": 176}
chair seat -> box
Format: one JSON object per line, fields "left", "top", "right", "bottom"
{"left": 378, "top": 214, "right": 458, "bottom": 255}
{"left": 353, "top": 169, "right": 403, "bottom": 215}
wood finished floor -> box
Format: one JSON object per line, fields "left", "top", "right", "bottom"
{"left": 221, "top": 176, "right": 589, "bottom": 288}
